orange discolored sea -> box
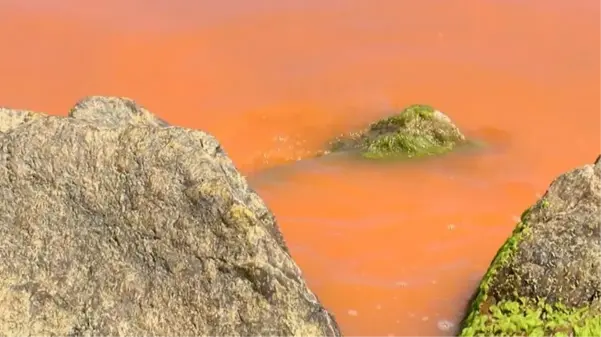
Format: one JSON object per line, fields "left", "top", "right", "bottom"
{"left": 0, "top": 0, "right": 598, "bottom": 335}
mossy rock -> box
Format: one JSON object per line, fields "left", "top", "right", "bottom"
{"left": 327, "top": 104, "right": 466, "bottom": 159}
{"left": 459, "top": 155, "right": 601, "bottom": 337}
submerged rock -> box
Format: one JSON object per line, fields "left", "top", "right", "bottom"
{"left": 0, "top": 96, "right": 341, "bottom": 337}
{"left": 327, "top": 104, "right": 465, "bottom": 159}
{"left": 460, "top": 156, "right": 601, "bottom": 337}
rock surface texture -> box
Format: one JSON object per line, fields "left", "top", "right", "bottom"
{"left": 0, "top": 96, "right": 341, "bottom": 337}
{"left": 460, "top": 156, "right": 601, "bottom": 337}
{"left": 327, "top": 104, "right": 465, "bottom": 159}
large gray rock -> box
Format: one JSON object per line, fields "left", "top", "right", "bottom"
{"left": 0, "top": 96, "right": 341, "bottom": 336}
{"left": 460, "top": 156, "right": 601, "bottom": 337}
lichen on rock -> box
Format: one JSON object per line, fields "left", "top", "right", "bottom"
{"left": 327, "top": 104, "right": 465, "bottom": 159}
{"left": 0, "top": 96, "right": 341, "bottom": 337}
{"left": 459, "top": 155, "right": 601, "bottom": 337}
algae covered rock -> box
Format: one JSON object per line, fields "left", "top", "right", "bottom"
{"left": 460, "top": 156, "right": 601, "bottom": 337}
{"left": 0, "top": 96, "right": 341, "bottom": 337}
{"left": 328, "top": 104, "right": 465, "bottom": 159}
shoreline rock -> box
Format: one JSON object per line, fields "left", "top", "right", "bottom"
{"left": 459, "top": 155, "right": 601, "bottom": 337}
{"left": 0, "top": 96, "right": 341, "bottom": 336}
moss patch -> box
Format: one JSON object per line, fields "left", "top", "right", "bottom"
{"left": 327, "top": 104, "right": 465, "bottom": 159}
{"left": 462, "top": 297, "right": 601, "bottom": 337}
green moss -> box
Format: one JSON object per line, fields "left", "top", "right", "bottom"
{"left": 327, "top": 104, "right": 465, "bottom": 159}
{"left": 368, "top": 104, "right": 436, "bottom": 131}
{"left": 362, "top": 132, "right": 453, "bottom": 159}
{"left": 461, "top": 297, "right": 601, "bottom": 337}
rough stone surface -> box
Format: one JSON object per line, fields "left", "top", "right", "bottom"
{"left": 68, "top": 96, "right": 169, "bottom": 127}
{"left": 325, "top": 104, "right": 465, "bottom": 159}
{"left": 0, "top": 107, "right": 47, "bottom": 133}
{"left": 460, "top": 156, "right": 601, "bottom": 336}
{"left": 0, "top": 96, "right": 341, "bottom": 337}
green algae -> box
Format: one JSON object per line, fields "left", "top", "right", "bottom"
{"left": 327, "top": 104, "right": 465, "bottom": 159}
{"left": 363, "top": 130, "right": 455, "bottom": 159}
{"left": 368, "top": 104, "right": 436, "bottom": 131}
{"left": 459, "top": 202, "right": 601, "bottom": 337}
{"left": 461, "top": 297, "right": 601, "bottom": 337}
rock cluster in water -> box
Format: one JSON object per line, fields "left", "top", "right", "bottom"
{"left": 326, "top": 104, "right": 466, "bottom": 159}
{"left": 0, "top": 95, "right": 598, "bottom": 337}
{"left": 0, "top": 96, "right": 341, "bottom": 336}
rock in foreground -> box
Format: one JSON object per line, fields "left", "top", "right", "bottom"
{"left": 0, "top": 96, "right": 341, "bottom": 337}
{"left": 460, "top": 156, "right": 601, "bottom": 337}
{"left": 327, "top": 104, "right": 465, "bottom": 159}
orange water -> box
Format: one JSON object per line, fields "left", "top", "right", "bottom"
{"left": 0, "top": 1, "right": 599, "bottom": 335}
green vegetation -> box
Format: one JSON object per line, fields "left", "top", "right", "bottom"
{"left": 461, "top": 297, "right": 600, "bottom": 337}
{"left": 363, "top": 131, "right": 455, "bottom": 159}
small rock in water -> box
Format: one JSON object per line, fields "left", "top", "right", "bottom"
{"left": 325, "top": 104, "right": 466, "bottom": 159}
